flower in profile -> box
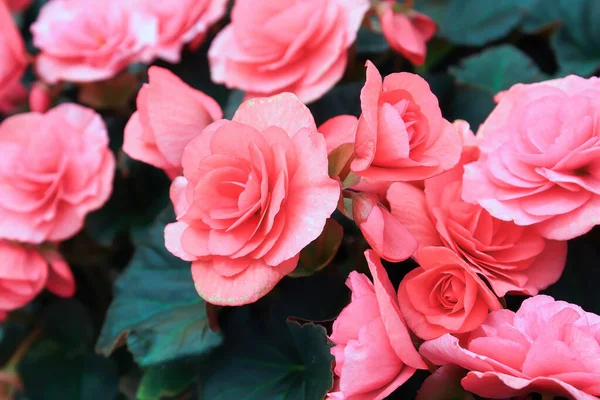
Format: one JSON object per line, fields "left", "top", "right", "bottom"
{"left": 0, "top": 0, "right": 27, "bottom": 113}
{"left": 123, "top": 66, "right": 222, "bottom": 179}
{"left": 328, "top": 250, "right": 427, "bottom": 399}
{"left": 378, "top": 1, "right": 436, "bottom": 66}
{"left": 351, "top": 61, "right": 462, "bottom": 182}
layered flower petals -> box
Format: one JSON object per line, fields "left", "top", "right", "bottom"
{"left": 420, "top": 295, "right": 600, "bottom": 400}
{"left": 328, "top": 250, "right": 426, "bottom": 399}
{"left": 351, "top": 61, "right": 461, "bottom": 182}
{"left": 0, "top": 1, "right": 27, "bottom": 112}
{"left": 0, "top": 241, "right": 75, "bottom": 319}
{"left": 134, "top": 0, "right": 227, "bottom": 63}
{"left": 123, "top": 66, "right": 222, "bottom": 178}
{"left": 0, "top": 104, "right": 115, "bottom": 243}
{"left": 208, "top": 0, "right": 369, "bottom": 103}
{"left": 379, "top": 2, "right": 436, "bottom": 66}
{"left": 32, "top": 0, "right": 156, "bottom": 83}
{"left": 462, "top": 75, "right": 600, "bottom": 240}
{"left": 398, "top": 247, "right": 501, "bottom": 340}
{"left": 389, "top": 121, "right": 567, "bottom": 296}
{"left": 165, "top": 93, "right": 339, "bottom": 305}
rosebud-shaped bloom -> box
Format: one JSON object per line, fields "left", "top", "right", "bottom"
{"left": 398, "top": 247, "right": 501, "bottom": 340}
{"left": 0, "top": 104, "right": 115, "bottom": 243}
{"left": 0, "top": 241, "right": 74, "bottom": 320}
{"left": 123, "top": 67, "right": 222, "bottom": 179}
{"left": 463, "top": 76, "right": 600, "bottom": 240}
{"left": 135, "top": 0, "right": 227, "bottom": 63}
{"left": 4, "top": 0, "right": 31, "bottom": 12}
{"left": 421, "top": 295, "right": 600, "bottom": 400}
{"left": 379, "top": 1, "right": 436, "bottom": 66}
{"left": 31, "top": 0, "right": 157, "bottom": 83}
{"left": 328, "top": 250, "right": 427, "bottom": 400}
{"left": 390, "top": 121, "right": 567, "bottom": 296}
{"left": 351, "top": 61, "right": 461, "bottom": 182}
{"left": 0, "top": 1, "right": 27, "bottom": 112}
{"left": 208, "top": 0, "right": 369, "bottom": 103}
{"left": 164, "top": 93, "right": 340, "bottom": 305}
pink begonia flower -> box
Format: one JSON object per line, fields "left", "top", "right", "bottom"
{"left": 398, "top": 246, "right": 501, "bottom": 340}
{"left": 0, "top": 104, "right": 115, "bottom": 244}
{"left": 29, "top": 82, "right": 52, "bottom": 113}
{"left": 379, "top": 1, "right": 436, "bottom": 66}
{"left": 31, "top": 0, "right": 157, "bottom": 84}
{"left": 390, "top": 120, "right": 567, "bottom": 296}
{"left": 351, "top": 61, "right": 462, "bottom": 182}
{"left": 352, "top": 191, "right": 417, "bottom": 262}
{"left": 462, "top": 75, "right": 600, "bottom": 240}
{"left": 4, "top": 0, "right": 30, "bottom": 12}
{"left": 164, "top": 93, "right": 340, "bottom": 305}
{"left": 208, "top": 0, "right": 369, "bottom": 104}
{"left": 0, "top": 241, "right": 74, "bottom": 320}
{"left": 134, "top": 0, "right": 227, "bottom": 63}
{"left": 319, "top": 115, "right": 358, "bottom": 155}
{"left": 328, "top": 250, "right": 427, "bottom": 400}
{"left": 420, "top": 295, "right": 600, "bottom": 400}
{"left": 124, "top": 66, "right": 222, "bottom": 179}
{"left": 0, "top": 0, "right": 27, "bottom": 112}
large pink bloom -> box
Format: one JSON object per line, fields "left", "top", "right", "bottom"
{"left": 351, "top": 61, "right": 461, "bottom": 182}
{"left": 123, "top": 66, "right": 222, "bottom": 179}
{"left": 0, "top": 1, "right": 27, "bottom": 112}
{"left": 390, "top": 121, "right": 567, "bottom": 296}
{"left": 31, "top": 0, "right": 156, "bottom": 83}
{"left": 0, "top": 241, "right": 74, "bottom": 320}
{"left": 462, "top": 75, "right": 600, "bottom": 240}
{"left": 420, "top": 295, "right": 600, "bottom": 400}
{"left": 0, "top": 104, "right": 115, "bottom": 243}
{"left": 208, "top": 0, "right": 369, "bottom": 103}
{"left": 135, "top": 0, "right": 227, "bottom": 63}
{"left": 379, "top": 1, "right": 436, "bottom": 66}
{"left": 164, "top": 93, "right": 340, "bottom": 305}
{"left": 328, "top": 250, "right": 427, "bottom": 400}
{"left": 398, "top": 247, "right": 501, "bottom": 340}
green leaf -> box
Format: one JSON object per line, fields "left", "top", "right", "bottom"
{"left": 417, "top": 0, "right": 532, "bottom": 46}
{"left": 96, "top": 207, "right": 222, "bottom": 367}
{"left": 201, "top": 311, "right": 334, "bottom": 400}
{"left": 18, "top": 300, "right": 119, "bottom": 400}
{"left": 356, "top": 27, "right": 389, "bottom": 54}
{"left": 137, "top": 362, "right": 197, "bottom": 400}
{"left": 449, "top": 45, "right": 547, "bottom": 95}
{"left": 290, "top": 219, "right": 344, "bottom": 278}
{"left": 448, "top": 86, "right": 496, "bottom": 132}
{"left": 85, "top": 160, "right": 171, "bottom": 246}
{"left": 522, "top": 0, "right": 600, "bottom": 76}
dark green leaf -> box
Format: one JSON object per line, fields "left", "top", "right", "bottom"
{"left": 96, "top": 207, "right": 222, "bottom": 367}
{"left": 137, "top": 362, "right": 197, "bottom": 400}
{"left": 448, "top": 86, "right": 496, "bottom": 132}
{"left": 356, "top": 27, "right": 389, "bottom": 54}
{"left": 449, "top": 45, "right": 547, "bottom": 95}
{"left": 18, "top": 300, "right": 119, "bottom": 400}
{"left": 521, "top": 0, "right": 600, "bottom": 76}
{"left": 201, "top": 311, "right": 334, "bottom": 400}
{"left": 417, "top": 0, "right": 532, "bottom": 46}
